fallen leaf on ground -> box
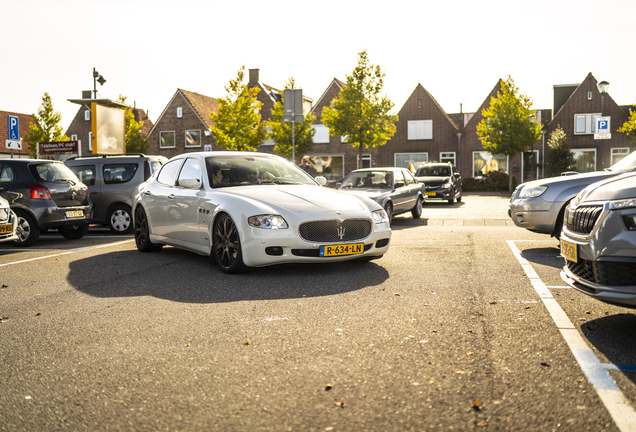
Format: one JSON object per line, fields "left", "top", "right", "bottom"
{"left": 472, "top": 400, "right": 481, "bottom": 410}
{"left": 466, "top": 351, "right": 474, "bottom": 355}
{"left": 325, "top": 384, "right": 332, "bottom": 391}
{"left": 455, "top": 370, "right": 466, "bottom": 374}
{"left": 541, "top": 362, "right": 551, "bottom": 367}
{"left": 477, "top": 423, "right": 487, "bottom": 427}
{"left": 489, "top": 301, "right": 497, "bottom": 305}
{"left": 335, "top": 399, "right": 345, "bottom": 408}
{"left": 244, "top": 341, "right": 251, "bottom": 345}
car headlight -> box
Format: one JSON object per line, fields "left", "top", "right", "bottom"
{"left": 609, "top": 198, "right": 636, "bottom": 211}
{"left": 372, "top": 209, "right": 389, "bottom": 224}
{"left": 518, "top": 185, "right": 548, "bottom": 199}
{"left": 440, "top": 182, "right": 452, "bottom": 189}
{"left": 248, "top": 215, "right": 288, "bottom": 229}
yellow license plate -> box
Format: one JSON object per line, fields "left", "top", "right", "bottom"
{"left": 0, "top": 224, "right": 12, "bottom": 233}
{"left": 426, "top": 192, "right": 436, "bottom": 197}
{"left": 66, "top": 210, "right": 84, "bottom": 218}
{"left": 560, "top": 239, "right": 578, "bottom": 262}
{"left": 320, "top": 243, "right": 364, "bottom": 257}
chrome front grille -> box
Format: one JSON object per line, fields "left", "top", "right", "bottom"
{"left": 299, "top": 219, "right": 372, "bottom": 243}
{"left": 565, "top": 205, "right": 603, "bottom": 234}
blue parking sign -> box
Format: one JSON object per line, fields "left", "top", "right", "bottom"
{"left": 596, "top": 116, "right": 610, "bottom": 133}
{"left": 8, "top": 115, "right": 19, "bottom": 140}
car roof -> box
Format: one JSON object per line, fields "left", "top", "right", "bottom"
{"left": 65, "top": 154, "right": 165, "bottom": 163}
{"left": 350, "top": 167, "right": 405, "bottom": 172}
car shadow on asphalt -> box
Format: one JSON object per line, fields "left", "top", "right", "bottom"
{"left": 67, "top": 247, "right": 390, "bottom": 303}
{"left": 520, "top": 247, "right": 564, "bottom": 269}
{"left": 582, "top": 313, "right": 636, "bottom": 386}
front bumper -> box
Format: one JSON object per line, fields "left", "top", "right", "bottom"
{"left": 509, "top": 197, "right": 557, "bottom": 233}
{"left": 0, "top": 209, "right": 18, "bottom": 243}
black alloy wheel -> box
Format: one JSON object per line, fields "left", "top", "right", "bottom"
{"left": 212, "top": 214, "right": 245, "bottom": 274}
{"left": 134, "top": 206, "right": 163, "bottom": 252}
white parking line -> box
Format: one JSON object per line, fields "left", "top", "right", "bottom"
{"left": 508, "top": 240, "right": 636, "bottom": 432}
{"left": 0, "top": 240, "right": 134, "bottom": 268}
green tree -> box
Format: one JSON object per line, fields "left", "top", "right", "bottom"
{"left": 545, "top": 125, "right": 575, "bottom": 177}
{"left": 24, "top": 92, "right": 69, "bottom": 157}
{"left": 267, "top": 78, "right": 316, "bottom": 162}
{"left": 321, "top": 50, "right": 398, "bottom": 167}
{"left": 618, "top": 105, "right": 636, "bottom": 143}
{"left": 117, "top": 95, "right": 150, "bottom": 154}
{"left": 210, "top": 66, "right": 267, "bottom": 152}
{"left": 476, "top": 76, "right": 543, "bottom": 192}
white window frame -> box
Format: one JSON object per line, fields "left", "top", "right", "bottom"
{"left": 440, "top": 152, "right": 456, "bottom": 165}
{"left": 84, "top": 110, "right": 90, "bottom": 121}
{"left": 472, "top": 151, "right": 509, "bottom": 178}
{"left": 176, "top": 107, "right": 183, "bottom": 118}
{"left": 88, "top": 131, "right": 92, "bottom": 152}
{"left": 407, "top": 120, "right": 433, "bottom": 140}
{"left": 185, "top": 129, "right": 201, "bottom": 148}
{"left": 160, "top": 131, "right": 176, "bottom": 149}
{"left": 356, "top": 154, "right": 372, "bottom": 169}
{"left": 587, "top": 91, "right": 593, "bottom": 100}
{"left": 312, "top": 124, "right": 330, "bottom": 144}
{"left": 70, "top": 134, "right": 77, "bottom": 141}
{"left": 394, "top": 152, "right": 428, "bottom": 169}
{"left": 574, "top": 113, "right": 601, "bottom": 135}
{"left": 611, "top": 147, "right": 630, "bottom": 165}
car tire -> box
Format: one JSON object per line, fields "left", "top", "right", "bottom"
{"left": 384, "top": 203, "right": 393, "bottom": 225}
{"left": 552, "top": 200, "right": 571, "bottom": 240}
{"left": 108, "top": 204, "right": 134, "bottom": 234}
{"left": 11, "top": 210, "right": 40, "bottom": 247}
{"left": 447, "top": 197, "right": 454, "bottom": 204}
{"left": 456, "top": 193, "right": 462, "bottom": 203}
{"left": 134, "top": 206, "right": 163, "bottom": 252}
{"left": 411, "top": 196, "right": 423, "bottom": 219}
{"left": 58, "top": 223, "right": 89, "bottom": 240}
{"left": 212, "top": 214, "right": 246, "bottom": 274}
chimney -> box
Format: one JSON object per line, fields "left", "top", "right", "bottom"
{"left": 249, "top": 68, "right": 260, "bottom": 85}
{"left": 82, "top": 90, "right": 92, "bottom": 99}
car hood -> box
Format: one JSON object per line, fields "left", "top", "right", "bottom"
{"left": 518, "top": 171, "right": 616, "bottom": 190}
{"left": 219, "top": 185, "right": 373, "bottom": 214}
{"left": 576, "top": 172, "right": 636, "bottom": 203}
{"left": 342, "top": 188, "right": 390, "bottom": 201}
{"left": 415, "top": 175, "right": 450, "bottom": 184}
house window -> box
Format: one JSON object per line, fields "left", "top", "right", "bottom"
{"left": 262, "top": 127, "right": 275, "bottom": 146}
{"left": 71, "top": 134, "right": 77, "bottom": 141}
{"left": 574, "top": 113, "right": 601, "bottom": 134}
{"left": 185, "top": 130, "right": 201, "bottom": 148}
{"left": 473, "top": 151, "right": 508, "bottom": 178}
{"left": 356, "top": 154, "right": 372, "bottom": 169}
{"left": 88, "top": 131, "right": 92, "bottom": 152}
{"left": 571, "top": 148, "right": 596, "bottom": 173}
{"left": 84, "top": 110, "right": 90, "bottom": 121}
{"left": 408, "top": 120, "right": 432, "bottom": 140}
{"left": 312, "top": 124, "right": 330, "bottom": 143}
{"left": 176, "top": 107, "right": 183, "bottom": 118}
{"left": 302, "top": 155, "right": 344, "bottom": 181}
{"left": 587, "top": 91, "right": 593, "bottom": 100}
{"left": 160, "top": 131, "right": 175, "bottom": 149}
{"left": 611, "top": 148, "right": 630, "bottom": 165}
{"left": 440, "top": 152, "right": 456, "bottom": 165}
{"left": 394, "top": 153, "right": 428, "bottom": 169}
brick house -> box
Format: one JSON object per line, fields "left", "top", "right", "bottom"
{"left": 0, "top": 110, "right": 33, "bottom": 159}
{"left": 377, "top": 83, "right": 462, "bottom": 170}
{"left": 146, "top": 89, "right": 220, "bottom": 159}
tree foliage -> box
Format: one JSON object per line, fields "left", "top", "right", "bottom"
{"left": 210, "top": 66, "right": 267, "bottom": 152}
{"left": 476, "top": 76, "right": 542, "bottom": 191}
{"left": 117, "top": 95, "right": 150, "bottom": 154}
{"left": 618, "top": 106, "right": 636, "bottom": 143}
{"left": 267, "top": 78, "right": 316, "bottom": 162}
{"left": 24, "top": 92, "right": 68, "bottom": 157}
{"left": 545, "top": 125, "right": 575, "bottom": 177}
{"left": 321, "top": 50, "right": 398, "bottom": 165}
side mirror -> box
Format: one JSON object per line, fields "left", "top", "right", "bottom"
{"left": 179, "top": 178, "right": 201, "bottom": 189}
{"left": 315, "top": 176, "right": 327, "bottom": 186}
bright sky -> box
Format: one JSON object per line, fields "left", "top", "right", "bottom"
{"left": 3, "top": 0, "right": 635, "bottom": 131}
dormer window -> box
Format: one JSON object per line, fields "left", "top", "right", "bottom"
{"left": 177, "top": 107, "right": 183, "bottom": 118}
{"left": 84, "top": 110, "right": 90, "bottom": 121}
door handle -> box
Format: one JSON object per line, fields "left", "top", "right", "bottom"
{"left": 168, "top": 194, "right": 175, "bottom": 199}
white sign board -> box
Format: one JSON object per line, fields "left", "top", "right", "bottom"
{"left": 595, "top": 116, "right": 611, "bottom": 140}
{"left": 6, "top": 139, "right": 22, "bottom": 150}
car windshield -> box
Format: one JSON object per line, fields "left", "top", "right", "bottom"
{"left": 607, "top": 150, "right": 636, "bottom": 173}
{"left": 205, "top": 155, "right": 318, "bottom": 187}
{"left": 31, "top": 163, "right": 81, "bottom": 185}
{"left": 340, "top": 171, "right": 393, "bottom": 189}
{"left": 415, "top": 165, "right": 451, "bottom": 176}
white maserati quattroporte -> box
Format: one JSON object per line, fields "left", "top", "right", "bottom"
{"left": 132, "top": 152, "right": 392, "bottom": 273}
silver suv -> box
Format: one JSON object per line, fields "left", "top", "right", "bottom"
{"left": 65, "top": 154, "right": 167, "bottom": 234}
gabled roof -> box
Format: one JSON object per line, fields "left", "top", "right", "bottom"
{"left": 131, "top": 108, "right": 153, "bottom": 137}
{"left": 464, "top": 79, "right": 504, "bottom": 130}
{"left": 404, "top": 83, "right": 460, "bottom": 130}
{"left": 148, "top": 89, "right": 219, "bottom": 137}
{"left": 310, "top": 78, "right": 345, "bottom": 115}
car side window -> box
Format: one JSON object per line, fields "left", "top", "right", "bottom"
{"left": 156, "top": 159, "right": 183, "bottom": 186}
{"left": 103, "top": 164, "right": 138, "bottom": 184}
{"left": 403, "top": 170, "right": 415, "bottom": 185}
{"left": 67, "top": 165, "right": 96, "bottom": 186}
{"left": 0, "top": 164, "right": 14, "bottom": 183}
{"left": 394, "top": 171, "right": 406, "bottom": 188}
{"left": 177, "top": 158, "right": 201, "bottom": 185}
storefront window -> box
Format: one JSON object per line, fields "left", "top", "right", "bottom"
{"left": 571, "top": 149, "right": 596, "bottom": 173}
{"left": 301, "top": 155, "right": 344, "bottom": 181}
{"left": 473, "top": 151, "right": 508, "bottom": 178}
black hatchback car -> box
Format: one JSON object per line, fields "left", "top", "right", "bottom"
{"left": 414, "top": 162, "right": 462, "bottom": 204}
{"left": 0, "top": 159, "right": 92, "bottom": 246}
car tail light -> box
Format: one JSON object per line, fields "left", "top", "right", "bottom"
{"left": 30, "top": 184, "right": 53, "bottom": 200}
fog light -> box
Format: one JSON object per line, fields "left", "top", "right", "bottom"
{"left": 265, "top": 246, "right": 284, "bottom": 256}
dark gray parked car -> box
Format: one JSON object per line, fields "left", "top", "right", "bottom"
{"left": 65, "top": 154, "right": 167, "bottom": 234}
{"left": 338, "top": 167, "right": 426, "bottom": 225}
{"left": 510, "top": 150, "right": 636, "bottom": 238}
{"left": 560, "top": 172, "right": 636, "bottom": 309}
{"left": 414, "top": 162, "right": 462, "bottom": 204}
{"left": 0, "top": 159, "right": 92, "bottom": 246}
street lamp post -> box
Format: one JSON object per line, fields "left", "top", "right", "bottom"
{"left": 597, "top": 80, "right": 610, "bottom": 169}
